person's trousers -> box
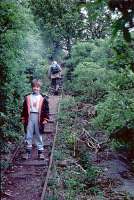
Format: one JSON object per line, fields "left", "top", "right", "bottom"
{"left": 51, "top": 78, "right": 60, "bottom": 91}
{"left": 25, "top": 113, "right": 44, "bottom": 151}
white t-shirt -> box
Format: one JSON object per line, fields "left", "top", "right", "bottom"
{"left": 30, "top": 94, "right": 41, "bottom": 113}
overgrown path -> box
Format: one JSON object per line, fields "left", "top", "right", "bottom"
{"left": 45, "top": 96, "right": 134, "bottom": 200}
{"left": 1, "top": 95, "right": 61, "bottom": 200}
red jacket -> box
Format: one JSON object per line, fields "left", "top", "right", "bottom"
{"left": 21, "top": 94, "right": 49, "bottom": 132}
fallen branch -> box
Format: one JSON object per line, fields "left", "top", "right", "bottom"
{"left": 1, "top": 191, "right": 14, "bottom": 198}
{"left": 76, "top": 137, "right": 97, "bottom": 151}
{"left": 83, "top": 128, "right": 101, "bottom": 150}
{"left": 75, "top": 162, "right": 87, "bottom": 174}
{"left": 83, "top": 128, "right": 99, "bottom": 143}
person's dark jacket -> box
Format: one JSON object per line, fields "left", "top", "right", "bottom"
{"left": 21, "top": 94, "right": 49, "bottom": 133}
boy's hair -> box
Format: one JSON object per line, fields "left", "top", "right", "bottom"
{"left": 31, "top": 79, "right": 42, "bottom": 87}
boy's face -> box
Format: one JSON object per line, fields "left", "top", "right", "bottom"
{"left": 32, "top": 85, "right": 41, "bottom": 94}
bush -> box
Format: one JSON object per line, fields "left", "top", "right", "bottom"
{"left": 66, "top": 61, "right": 117, "bottom": 104}
{"left": 0, "top": 1, "right": 48, "bottom": 151}
{"left": 92, "top": 69, "right": 134, "bottom": 133}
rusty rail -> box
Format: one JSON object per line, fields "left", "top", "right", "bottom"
{"left": 40, "top": 95, "right": 62, "bottom": 200}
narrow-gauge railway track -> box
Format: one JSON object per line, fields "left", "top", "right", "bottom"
{"left": 1, "top": 89, "right": 63, "bottom": 200}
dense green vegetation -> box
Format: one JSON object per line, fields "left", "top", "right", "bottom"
{"left": 65, "top": 37, "right": 134, "bottom": 133}
{"left": 0, "top": 0, "right": 49, "bottom": 152}
{"left": 1, "top": 0, "right": 134, "bottom": 198}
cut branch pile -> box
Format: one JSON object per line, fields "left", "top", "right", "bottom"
{"left": 76, "top": 128, "right": 101, "bottom": 153}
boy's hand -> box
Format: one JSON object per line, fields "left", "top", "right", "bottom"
{"left": 42, "top": 119, "right": 48, "bottom": 124}
{"left": 21, "top": 117, "right": 25, "bottom": 124}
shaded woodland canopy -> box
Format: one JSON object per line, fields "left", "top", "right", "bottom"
{"left": 0, "top": 0, "right": 134, "bottom": 154}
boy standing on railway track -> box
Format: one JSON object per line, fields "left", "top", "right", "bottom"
{"left": 21, "top": 79, "right": 49, "bottom": 160}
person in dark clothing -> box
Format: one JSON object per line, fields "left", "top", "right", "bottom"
{"left": 48, "top": 61, "right": 62, "bottom": 95}
{"left": 21, "top": 79, "right": 49, "bottom": 159}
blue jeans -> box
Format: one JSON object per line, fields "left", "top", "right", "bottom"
{"left": 25, "top": 113, "right": 44, "bottom": 151}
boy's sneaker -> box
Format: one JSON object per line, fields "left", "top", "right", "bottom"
{"left": 54, "top": 91, "right": 58, "bottom": 95}
{"left": 38, "top": 153, "right": 45, "bottom": 160}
